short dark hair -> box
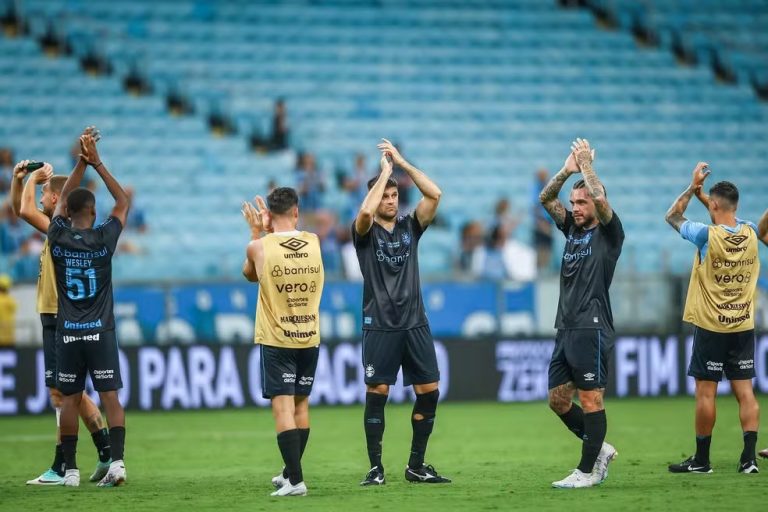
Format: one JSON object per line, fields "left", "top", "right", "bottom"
{"left": 66, "top": 188, "right": 95, "bottom": 215}
{"left": 267, "top": 187, "right": 299, "bottom": 215}
{"left": 709, "top": 181, "right": 738, "bottom": 209}
{"left": 367, "top": 174, "right": 398, "bottom": 191}
{"left": 572, "top": 179, "right": 607, "bottom": 197}
{"left": 47, "top": 176, "right": 68, "bottom": 195}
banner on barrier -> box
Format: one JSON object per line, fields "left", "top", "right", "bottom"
{"left": 1, "top": 335, "right": 767, "bottom": 415}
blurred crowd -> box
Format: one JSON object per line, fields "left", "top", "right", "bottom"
{"left": 0, "top": 144, "right": 149, "bottom": 281}
{"left": 1, "top": 98, "right": 559, "bottom": 285}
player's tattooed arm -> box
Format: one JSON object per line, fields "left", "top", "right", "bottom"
{"left": 539, "top": 150, "right": 579, "bottom": 226}
{"left": 757, "top": 208, "right": 768, "bottom": 246}
{"left": 355, "top": 154, "right": 393, "bottom": 236}
{"left": 694, "top": 185, "right": 710, "bottom": 209}
{"left": 19, "top": 164, "right": 54, "bottom": 234}
{"left": 571, "top": 138, "right": 612, "bottom": 224}
{"left": 665, "top": 162, "right": 710, "bottom": 233}
{"left": 377, "top": 138, "right": 442, "bottom": 228}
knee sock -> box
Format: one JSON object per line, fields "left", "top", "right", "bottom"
{"left": 61, "top": 435, "right": 78, "bottom": 471}
{"left": 364, "top": 392, "right": 388, "bottom": 471}
{"left": 695, "top": 435, "right": 712, "bottom": 465}
{"left": 277, "top": 429, "right": 303, "bottom": 485}
{"left": 741, "top": 431, "right": 757, "bottom": 463}
{"left": 557, "top": 403, "right": 585, "bottom": 440}
{"left": 577, "top": 410, "right": 607, "bottom": 474}
{"left": 408, "top": 389, "right": 439, "bottom": 469}
{"left": 283, "top": 428, "right": 310, "bottom": 479}
{"left": 91, "top": 428, "right": 111, "bottom": 463}
{"left": 109, "top": 426, "right": 125, "bottom": 462}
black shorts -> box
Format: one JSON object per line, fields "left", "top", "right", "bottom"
{"left": 362, "top": 325, "right": 440, "bottom": 387}
{"left": 260, "top": 344, "right": 319, "bottom": 400}
{"left": 688, "top": 326, "right": 755, "bottom": 381}
{"left": 41, "top": 314, "right": 57, "bottom": 388}
{"left": 56, "top": 329, "right": 122, "bottom": 396}
{"left": 548, "top": 329, "right": 612, "bottom": 391}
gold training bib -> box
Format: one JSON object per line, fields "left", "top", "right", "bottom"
{"left": 37, "top": 239, "right": 58, "bottom": 314}
{"left": 254, "top": 232, "right": 324, "bottom": 348}
{"left": 683, "top": 224, "right": 759, "bottom": 333}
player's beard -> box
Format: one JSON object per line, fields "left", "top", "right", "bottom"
{"left": 377, "top": 207, "right": 398, "bottom": 222}
{"left": 573, "top": 213, "right": 595, "bottom": 228}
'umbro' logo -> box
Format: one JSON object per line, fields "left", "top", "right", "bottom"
{"left": 724, "top": 235, "right": 748, "bottom": 246}
{"left": 279, "top": 238, "right": 309, "bottom": 252}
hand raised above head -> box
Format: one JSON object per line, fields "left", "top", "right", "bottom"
{"left": 377, "top": 138, "right": 404, "bottom": 167}
{"left": 691, "top": 161, "right": 710, "bottom": 188}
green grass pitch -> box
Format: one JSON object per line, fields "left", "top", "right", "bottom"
{"left": 0, "top": 397, "right": 765, "bottom": 511}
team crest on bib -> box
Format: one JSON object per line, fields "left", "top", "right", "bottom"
{"left": 402, "top": 233, "right": 411, "bottom": 246}
{"left": 365, "top": 364, "right": 375, "bottom": 378}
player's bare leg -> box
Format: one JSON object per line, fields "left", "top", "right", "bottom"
{"left": 731, "top": 379, "right": 759, "bottom": 473}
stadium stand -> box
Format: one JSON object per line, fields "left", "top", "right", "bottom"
{"left": 1, "top": 0, "right": 767, "bottom": 282}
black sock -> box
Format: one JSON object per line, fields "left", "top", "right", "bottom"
{"left": 283, "top": 428, "right": 310, "bottom": 478}
{"left": 577, "top": 410, "right": 607, "bottom": 474}
{"left": 91, "top": 428, "right": 111, "bottom": 463}
{"left": 364, "top": 392, "right": 387, "bottom": 471}
{"left": 408, "top": 390, "right": 439, "bottom": 469}
{"left": 741, "top": 431, "right": 757, "bottom": 463}
{"left": 695, "top": 435, "right": 712, "bottom": 465}
{"left": 109, "top": 426, "right": 125, "bottom": 462}
{"left": 51, "top": 444, "right": 65, "bottom": 476}
{"left": 558, "top": 403, "right": 585, "bottom": 440}
{"left": 277, "top": 429, "right": 303, "bottom": 485}
{"left": 61, "top": 435, "right": 78, "bottom": 471}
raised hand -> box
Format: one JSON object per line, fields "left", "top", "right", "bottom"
{"left": 380, "top": 153, "right": 393, "bottom": 175}
{"left": 30, "top": 163, "right": 54, "bottom": 184}
{"left": 79, "top": 126, "right": 102, "bottom": 166}
{"left": 241, "top": 195, "right": 271, "bottom": 237}
{"left": 691, "top": 162, "right": 710, "bottom": 189}
{"left": 13, "top": 160, "right": 31, "bottom": 179}
{"left": 563, "top": 152, "right": 580, "bottom": 175}
{"left": 570, "top": 138, "right": 596, "bottom": 170}
{"left": 377, "top": 138, "right": 405, "bottom": 167}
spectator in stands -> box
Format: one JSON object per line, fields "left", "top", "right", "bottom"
{"left": 532, "top": 169, "right": 555, "bottom": 272}
{"left": 313, "top": 209, "right": 341, "bottom": 277}
{"left": 477, "top": 225, "right": 510, "bottom": 280}
{"left": 338, "top": 226, "right": 363, "bottom": 282}
{"left": 0, "top": 148, "right": 14, "bottom": 196}
{"left": 491, "top": 198, "right": 519, "bottom": 236}
{"left": 270, "top": 98, "right": 289, "bottom": 151}
{"left": 0, "top": 273, "right": 16, "bottom": 346}
{"left": 125, "top": 187, "right": 147, "bottom": 232}
{"left": 472, "top": 224, "right": 537, "bottom": 282}
{"left": 456, "top": 220, "right": 485, "bottom": 274}
{"left": 0, "top": 202, "right": 31, "bottom": 254}
{"left": 342, "top": 153, "right": 370, "bottom": 221}
{"left": 295, "top": 152, "right": 325, "bottom": 213}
